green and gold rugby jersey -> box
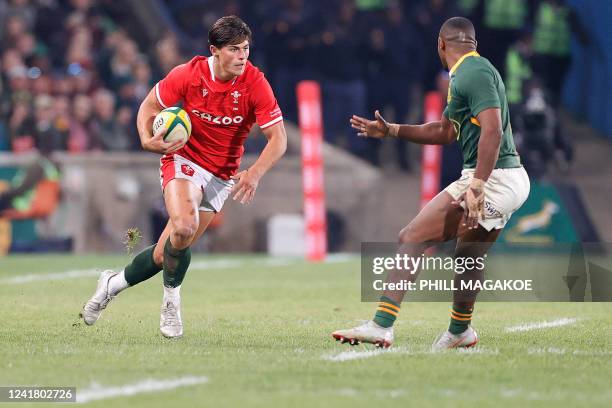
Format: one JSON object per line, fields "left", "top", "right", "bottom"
{"left": 443, "top": 51, "right": 521, "bottom": 169}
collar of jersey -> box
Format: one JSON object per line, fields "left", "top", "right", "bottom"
{"left": 449, "top": 51, "right": 480, "bottom": 76}
{"left": 208, "top": 56, "right": 237, "bottom": 86}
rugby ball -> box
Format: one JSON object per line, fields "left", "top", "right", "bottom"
{"left": 153, "top": 106, "right": 192, "bottom": 144}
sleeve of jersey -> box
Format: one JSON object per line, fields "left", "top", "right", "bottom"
{"left": 155, "top": 63, "right": 189, "bottom": 109}
{"left": 252, "top": 77, "right": 283, "bottom": 130}
{"left": 463, "top": 68, "right": 501, "bottom": 117}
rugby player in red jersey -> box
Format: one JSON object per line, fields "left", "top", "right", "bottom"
{"left": 80, "top": 16, "right": 287, "bottom": 338}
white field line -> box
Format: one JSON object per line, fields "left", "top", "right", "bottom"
{"left": 322, "top": 346, "right": 499, "bottom": 362}
{"left": 504, "top": 318, "right": 578, "bottom": 333}
{"left": 0, "top": 268, "right": 102, "bottom": 285}
{"left": 323, "top": 348, "right": 391, "bottom": 362}
{"left": 76, "top": 376, "right": 208, "bottom": 403}
{"left": 2, "top": 254, "right": 358, "bottom": 285}
{"left": 527, "top": 347, "right": 612, "bottom": 356}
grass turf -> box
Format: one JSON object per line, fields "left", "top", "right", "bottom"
{"left": 1, "top": 254, "right": 611, "bottom": 407}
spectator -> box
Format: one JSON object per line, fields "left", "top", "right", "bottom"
{"left": 68, "top": 94, "right": 93, "bottom": 152}
{"left": 155, "top": 33, "right": 183, "bottom": 76}
{"left": 132, "top": 57, "right": 153, "bottom": 102}
{"left": 8, "top": 99, "right": 35, "bottom": 152}
{"left": 264, "top": 0, "right": 315, "bottom": 122}
{"left": 317, "top": 0, "right": 369, "bottom": 160}
{"left": 90, "top": 88, "right": 130, "bottom": 151}
{"left": 33, "top": 94, "right": 65, "bottom": 152}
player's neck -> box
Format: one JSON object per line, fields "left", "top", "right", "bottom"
{"left": 212, "top": 57, "right": 237, "bottom": 83}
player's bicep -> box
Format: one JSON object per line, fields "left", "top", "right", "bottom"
{"left": 476, "top": 108, "right": 503, "bottom": 138}
{"left": 261, "top": 119, "right": 287, "bottom": 141}
{"left": 144, "top": 86, "right": 164, "bottom": 111}
{"left": 440, "top": 114, "right": 457, "bottom": 143}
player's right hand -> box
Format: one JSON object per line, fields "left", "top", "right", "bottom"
{"left": 142, "top": 131, "right": 184, "bottom": 155}
{"left": 350, "top": 110, "right": 389, "bottom": 138}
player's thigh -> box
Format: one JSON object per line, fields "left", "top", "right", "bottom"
{"left": 163, "top": 178, "right": 203, "bottom": 234}
{"left": 192, "top": 211, "right": 217, "bottom": 243}
{"left": 398, "top": 190, "right": 464, "bottom": 244}
{"left": 455, "top": 225, "right": 502, "bottom": 258}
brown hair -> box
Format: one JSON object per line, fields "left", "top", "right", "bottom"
{"left": 208, "top": 15, "right": 252, "bottom": 48}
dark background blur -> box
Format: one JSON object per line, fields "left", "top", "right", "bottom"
{"left": 1, "top": 0, "right": 609, "bottom": 167}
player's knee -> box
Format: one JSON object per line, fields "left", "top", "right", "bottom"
{"left": 172, "top": 219, "right": 198, "bottom": 244}
{"left": 398, "top": 223, "right": 421, "bottom": 245}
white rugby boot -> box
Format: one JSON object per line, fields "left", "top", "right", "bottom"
{"left": 431, "top": 326, "right": 479, "bottom": 351}
{"left": 80, "top": 270, "right": 118, "bottom": 325}
{"left": 332, "top": 320, "right": 394, "bottom": 348}
{"left": 160, "top": 297, "right": 183, "bottom": 338}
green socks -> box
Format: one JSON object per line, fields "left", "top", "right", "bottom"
{"left": 449, "top": 304, "right": 474, "bottom": 334}
{"left": 124, "top": 245, "right": 162, "bottom": 286}
{"left": 121, "top": 240, "right": 192, "bottom": 289}
{"left": 373, "top": 296, "right": 401, "bottom": 328}
{"left": 162, "top": 238, "right": 191, "bottom": 288}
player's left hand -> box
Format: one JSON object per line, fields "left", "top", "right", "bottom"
{"left": 453, "top": 178, "right": 485, "bottom": 230}
{"left": 231, "top": 169, "right": 260, "bottom": 204}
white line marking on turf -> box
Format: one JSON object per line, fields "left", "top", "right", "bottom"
{"left": 528, "top": 347, "right": 612, "bottom": 356}
{"left": 76, "top": 376, "right": 208, "bottom": 403}
{"left": 323, "top": 348, "right": 393, "bottom": 362}
{"left": 189, "top": 259, "right": 244, "bottom": 269}
{"left": 2, "top": 255, "right": 358, "bottom": 285}
{"left": 322, "top": 346, "right": 498, "bottom": 361}
{"left": 0, "top": 268, "right": 103, "bottom": 285}
{"left": 504, "top": 318, "right": 578, "bottom": 333}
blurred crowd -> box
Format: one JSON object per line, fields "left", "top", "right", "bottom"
{"left": 0, "top": 0, "right": 184, "bottom": 154}
{"left": 1, "top": 0, "right": 591, "bottom": 177}
{"left": 168, "top": 0, "right": 589, "bottom": 175}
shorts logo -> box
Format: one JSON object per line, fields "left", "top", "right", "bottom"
{"left": 181, "top": 164, "right": 195, "bottom": 177}
{"left": 485, "top": 201, "right": 503, "bottom": 218}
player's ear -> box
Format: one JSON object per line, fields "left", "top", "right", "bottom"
{"left": 210, "top": 45, "right": 218, "bottom": 57}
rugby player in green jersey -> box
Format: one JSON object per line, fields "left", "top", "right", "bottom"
{"left": 333, "top": 17, "right": 530, "bottom": 350}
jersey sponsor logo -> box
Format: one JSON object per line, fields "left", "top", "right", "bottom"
{"left": 181, "top": 164, "right": 195, "bottom": 177}
{"left": 191, "top": 109, "right": 244, "bottom": 125}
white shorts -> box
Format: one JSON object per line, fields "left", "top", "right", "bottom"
{"left": 160, "top": 154, "right": 234, "bottom": 213}
{"left": 444, "top": 166, "right": 530, "bottom": 231}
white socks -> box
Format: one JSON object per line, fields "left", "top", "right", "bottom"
{"left": 163, "top": 285, "right": 181, "bottom": 303}
{"left": 107, "top": 270, "right": 130, "bottom": 296}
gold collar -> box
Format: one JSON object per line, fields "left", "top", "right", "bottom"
{"left": 449, "top": 51, "right": 480, "bottom": 75}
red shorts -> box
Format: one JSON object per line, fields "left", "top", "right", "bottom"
{"left": 160, "top": 154, "right": 234, "bottom": 212}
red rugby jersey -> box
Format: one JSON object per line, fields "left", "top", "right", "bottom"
{"left": 155, "top": 56, "right": 283, "bottom": 179}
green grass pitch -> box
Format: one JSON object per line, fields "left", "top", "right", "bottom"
{"left": 1, "top": 254, "right": 611, "bottom": 407}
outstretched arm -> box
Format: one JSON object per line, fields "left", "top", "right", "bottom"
{"left": 231, "top": 122, "right": 287, "bottom": 204}
{"left": 350, "top": 110, "right": 456, "bottom": 145}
